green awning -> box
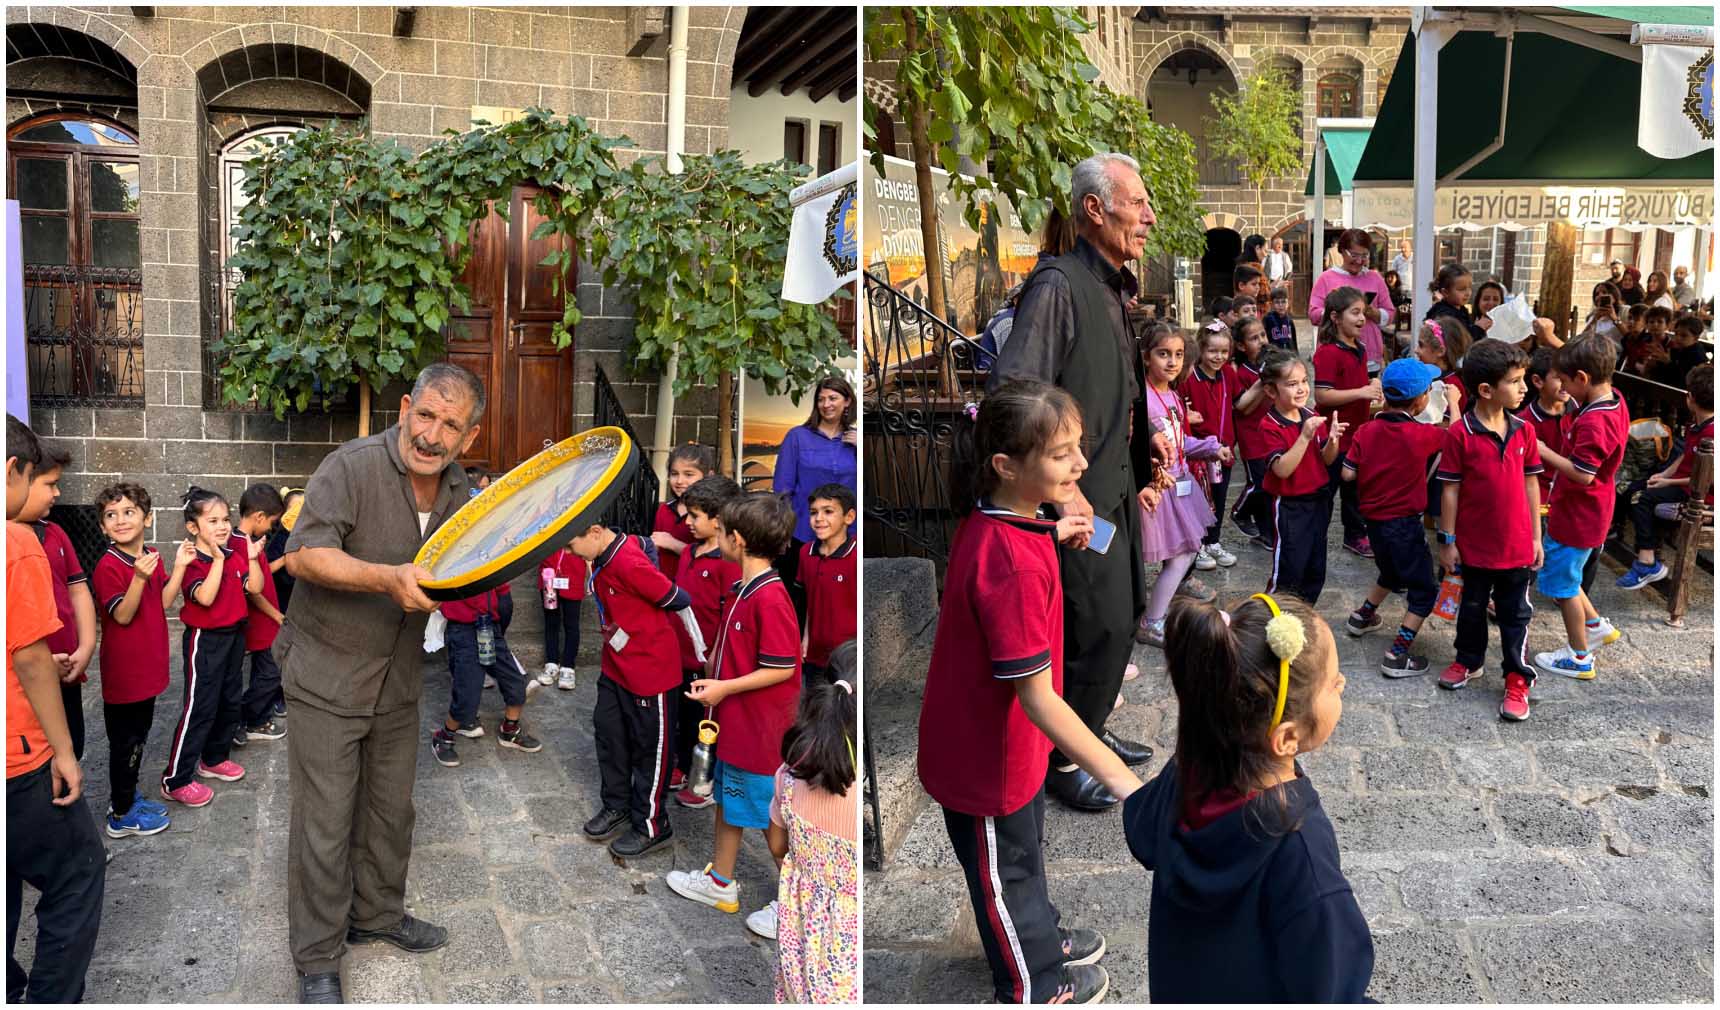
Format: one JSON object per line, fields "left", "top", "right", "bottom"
{"left": 1554, "top": 6, "right": 1713, "bottom": 26}
{"left": 1303, "top": 127, "right": 1372, "bottom": 196}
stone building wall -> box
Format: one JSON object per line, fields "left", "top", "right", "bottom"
{"left": 7, "top": 5, "right": 745, "bottom": 536}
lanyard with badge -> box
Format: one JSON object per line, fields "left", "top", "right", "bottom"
{"left": 1151, "top": 387, "right": 1194, "bottom": 498}
{"left": 585, "top": 541, "right": 631, "bottom": 653}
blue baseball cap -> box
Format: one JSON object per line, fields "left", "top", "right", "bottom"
{"left": 1380, "top": 359, "right": 1442, "bottom": 400}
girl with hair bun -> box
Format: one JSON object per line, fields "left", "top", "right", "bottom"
{"left": 1124, "top": 593, "right": 1371, "bottom": 1002}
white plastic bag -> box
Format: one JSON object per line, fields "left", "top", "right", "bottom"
{"left": 1485, "top": 293, "right": 1535, "bottom": 344}
{"left": 423, "top": 610, "right": 446, "bottom": 653}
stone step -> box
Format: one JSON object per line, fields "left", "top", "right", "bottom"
{"left": 862, "top": 556, "right": 940, "bottom": 864}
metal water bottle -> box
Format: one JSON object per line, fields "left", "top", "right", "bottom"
{"left": 541, "top": 567, "right": 558, "bottom": 611}
{"left": 688, "top": 720, "right": 720, "bottom": 797}
{"left": 476, "top": 614, "right": 496, "bottom": 665}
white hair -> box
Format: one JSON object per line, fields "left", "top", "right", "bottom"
{"left": 1071, "top": 152, "right": 1141, "bottom": 219}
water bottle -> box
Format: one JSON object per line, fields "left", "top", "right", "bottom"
{"left": 687, "top": 720, "right": 720, "bottom": 797}
{"left": 542, "top": 567, "right": 558, "bottom": 611}
{"left": 476, "top": 614, "right": 496, "bottom": 665}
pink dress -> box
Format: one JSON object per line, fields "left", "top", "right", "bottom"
{"left": 1139, "top": 385, "right": 1221, "bottom": 564}
{"left": 772, "top": 765, "right": 857, "bottom": 1004}
{"left": 1309, "top": 267, "right": 1395, "bottom": 366}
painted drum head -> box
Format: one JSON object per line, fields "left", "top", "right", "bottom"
{"left": 415, "top": 426, "right": 638, "bottom": 600}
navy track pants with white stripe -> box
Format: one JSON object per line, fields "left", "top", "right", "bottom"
{"left": 943, "top": 792, "right": 1064, "bottom": 1003}
{"left": 593, "top": 676, "right": 675, "bottom": 839}
{"left": 162, "top": 625, "right": 245, "bottom": 789}
{"left": 1269, "top": 492, "right": 1333, "bottom": 605}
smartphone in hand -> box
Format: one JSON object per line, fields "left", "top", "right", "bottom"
{"left": 1087, "top": 516, "right": 1117, "bottom": 555}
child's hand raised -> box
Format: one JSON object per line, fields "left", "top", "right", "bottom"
{"left": 1055, "top": 514, "right": 1093, "bottom": 546}
{"left": 686, "top": 678, "right": 730, "bottom": 706}
{"left": 1444, "top": 385, "right": 1462, "bottom": 414}
{"left": 175, "top": 540, "right": 198, "bottom": 569}
{"left": 134, "top": 551, "right": 161, "bottom": 580}
{"left": 1328, "top": 418, "right": 1350, "bottom": 443}
{"left": 1300, "top": 414, "right": 1328, "bottom": 440}
{"left": 650, "top": 531, "right": 681, "bottom": 552}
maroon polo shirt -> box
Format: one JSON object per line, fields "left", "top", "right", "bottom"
{"left": 1342, "top": 412, "right": 1448, "bottom": 520}
{"left": 1673, "top": 416, "right": 1715, "bottom": 484}
{"left": 652, "top": 500, "right": 694, "bottom": 581}
{"left": 1441, "top": 370, "right": 1466, "bottom": 423}
{"left": 92, "top": 545, "right": 170, "bottom": 704}
{"left": 32, "top": 520, "right": 85, "bottom": 659}
{"left": 1182, "top": 364, "right": 1239, "bottom": 446}
{"left": 181, "top": 534, "right": 250, "bottom": 630}
{"left": 1234, "top": 358, "right": 1271, "bottom": 461}
{"left": 708, "top": 568, "right": 802, "bottom": 776}
{"left": 1260, "top": 407, "right": 1332, "bottom": 498}
{"left": 440, "top": 583, "right": 510, "bottom": 625}
{"left": 797, "top": 535, "right": 857, "bottom": 667}
{"left": 674, "top": 544, "right": 738, "bottom": 671}
{"left": 1547, "top": 393, "right": 1631, "bottom": 549}
{"left": 918, "top": 504, "right": 1063, "bottom": 818}
{"left": 243, "top": 533, "right": 282, "bottom": 653}
{"left": 1515, "top": 397, "right": 1575, "bottom": 503}
{"left": 1313, "top": 339, "right": 1372, "bottom": 454}
{"left": 1435, "top": 411, "right": 1544, "bottom": 569}
{"left": 592, "top": 534, "right": 683, "bottom": 696}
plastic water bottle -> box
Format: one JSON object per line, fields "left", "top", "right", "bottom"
{"left": 542, "top": 567, "right": 558, "bottom": 611}
{"left": 688, "top": 720, "right": 720, "bottom": 797}
{"left": 476, "top": 614, "right": 496, "bottom": 665}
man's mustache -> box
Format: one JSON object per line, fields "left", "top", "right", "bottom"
{"left": 412, "top": 436, "right": 446, "bottom": 458}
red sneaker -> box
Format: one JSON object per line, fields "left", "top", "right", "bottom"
{"left": 196, "top": 759, "right": 246, "bottom": 782}
{"left": 1499, "top": 672, "right": 1531, "bottom": 722}
{"left": 1437, "top": 662, "right": 1478, "bottom": 691}
{"left": 676, "top": 786, "right": 714, "bottom": 809}
{"left": 669, "top": 769, "right": 686, "bottom": 792}
{"left": 161, "top": 780, "right": 215, "bottom": 807}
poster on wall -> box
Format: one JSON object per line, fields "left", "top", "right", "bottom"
{"left": 738, "top": 357, "right": 860, "bottom": 495}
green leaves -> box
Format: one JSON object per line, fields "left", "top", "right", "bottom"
{"left": 1206, "top": 66, "right": 1304, "bottom": 221}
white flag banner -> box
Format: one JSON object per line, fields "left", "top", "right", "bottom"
{"left": 1638, "top": 42, "right": 1714, "bottom": 160}
{"left": 783, "top": 162, "right": 858, "bottom": 305}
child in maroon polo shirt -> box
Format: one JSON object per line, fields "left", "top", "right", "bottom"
{"left": 571, "top": 523, "right": 703, "bottom": 859}
{"left": 1312, "top": 286, "right": 1384, "bottom": 558}
{"left": 667, "top": 493, "right": 805, "bottom": 932}
{"left": 1260, "top": 351, "right": 1348, "bottom": 605}
{"left": 230, "top": 483, "right": 288, "bottom": 749}
{"left": 13, "top": 445, "right": 97, "bottom": 760}
{"left": 796, "top": 483, "right": 857, "bottom": 684}
{"left": 651, "top": 443, "right": 715, "bottom": 581}
{"left": 917, "top": 381, "right": 1143, "bottom": 1005}
{"left": 1532, "top": 337, "right": 1631, "bottom": 681}
{"left": 1516, "top": 348, "right": 1575, "bottom": 506}
{"left": 1618, "top": 363, "right": 1714, "bottom": 590}
{"left": 92, "top": 482, "right": 189, "bottom": 839}
{"left": 1228, "top": 319, "right": 1276, "bottom": 546}
{"left": 1182, "top": 321, "right": 1249, "bottom": 569}
{"left": 1433, "top": 340, "right": 1545, "bottom": 722}
{"left": 1341, "top": 360, "right": 1461, "bottom": 677}
{"left": 162, "top": 486, "right": 264, "bottom": 806}
{"left": 671, "top": 474, "right": 743, "bottom": 806}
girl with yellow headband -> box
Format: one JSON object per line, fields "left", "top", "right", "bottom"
{"left": 1122, "top": 593, "right": 1372, "bottom": 1002}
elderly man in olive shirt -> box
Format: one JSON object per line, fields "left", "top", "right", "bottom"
{"left": 990, "top": 152, "right": 1161, "bottom": 813}
{"left": 279, "top": 363, "right": 480, "bottom": 1003}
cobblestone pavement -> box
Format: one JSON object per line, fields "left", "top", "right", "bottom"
{"left": 865, "top": 525, "right": 1715, "bottom": 1003}
{"left": 14, "top": 584, "right": 784, "bottom": 1002}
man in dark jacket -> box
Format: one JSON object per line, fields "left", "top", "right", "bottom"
{"left": 990, "top": 152, "right": 1161, "bottom": 811}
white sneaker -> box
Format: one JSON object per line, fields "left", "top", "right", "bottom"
{"left": 666, "top": 864, "right": 739, "bottom": 913}
{"left": 745, "top": 900, "right": 779, "bottom": 941}
{"left": 558, "top": 666, "right": 577, "bottom": 690}
{"left": 1207, "top": 542, "right": 1238, "bottom": 567}
{"left": 1589, "top": 617, "right": 1621, "bottom": 646}
{"left": 537, "top": 664, "right": 558, "bottom": 687}
{"left": 483, "top": 674, "right": 496, "bottom": 690}
{"left": 1193, "top": 546, "right": 1218, "bottom": 571}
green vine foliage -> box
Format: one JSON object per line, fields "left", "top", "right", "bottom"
{"left": 589, "top": 151, "right": 846, "bottom": 399}
{"left": 213, "top": 109, "right": 623, "bottom": 417}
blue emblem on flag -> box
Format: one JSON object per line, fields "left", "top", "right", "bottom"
{"left": 1685, "top": 51, "right": 1714, "bottom": 141}
{"left": 823, "top": 182, "right": 858, "bottom": 275}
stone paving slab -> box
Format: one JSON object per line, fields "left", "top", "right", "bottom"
{"left": 13, "top": 584, "right": 783, "bottom": 1002}
{"left": 864, "top": 507, "right": 1714, "bottom": 1003}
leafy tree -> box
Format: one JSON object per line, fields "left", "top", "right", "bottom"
{"left": 1206, "top": 66, "right": 1304, "bottom": 229}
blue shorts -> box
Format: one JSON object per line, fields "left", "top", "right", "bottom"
{"left": 713, "top": 760, "right": 775, "bottom": 830}
{"left": 1537, "top": 535, "right": 1594, "bottom": 600}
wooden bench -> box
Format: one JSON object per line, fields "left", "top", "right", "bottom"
{"left": 1665, "top": 437, "right": 1713, "bottom": 629}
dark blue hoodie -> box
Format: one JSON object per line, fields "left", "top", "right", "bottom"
{"left": 1123, "top": 758, "right": 1374, "bottom": 1003}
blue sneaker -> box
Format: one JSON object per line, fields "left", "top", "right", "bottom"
{"left": 1615, "top": 560, "right": 1668, "bottom": 591}
{"left": 132, "top": 797, "right": 169, "bottom": 817}
{"left": 105, "top": 803, "right": 171, "bottom": 838}
{"left": 1535, "top": 646, "right": 1596, "bottom": 681}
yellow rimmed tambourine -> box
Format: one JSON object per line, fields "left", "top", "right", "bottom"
{"left": 415, "top": 426, "right": 639, "bottom": 601}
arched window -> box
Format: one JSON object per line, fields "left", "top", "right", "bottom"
{"left": 1317, "top": 72, "right": 1360, "bottom": 119}
{"left": 7, "top": 114, "right": 143, "bottom": 404}
{"left": 217, "top": 126, "right": 303, "bottom": 332}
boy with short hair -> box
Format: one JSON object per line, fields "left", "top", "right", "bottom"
{"left": 429, "top": 580, "right": 542, "bottom": 767}
{"left": 1516, "top": 348, "right": 1575, "bottom": 505}
{"left": 797, "top": 483, "right": 858, "bottom": 684}
{"left": 571, "top": 523, "right": 706, "bottom": 858}
{"left": 1263, "top": 287, "right": 1297, "bottom": 352}
{"left": 666, "top": 493, "right": 801, "bottom": 922}
{"left": 1341, "top": 359, "right": 1461, "bottom": 677}
{"left": 14, "top": 445, "right": 96, "bottom": 759}
{"left": 651, "top": 443, "right": 716, "bottom": 582}
{"left": 1232, "top": 293, "right": 1259, "bottom": 321}
{"left": 1617, "top": 362, "right": 1713, "bottom": 590}
{"left": 232, "top": 483, "right": 288, "bottom": 747}
{"left": 6, "top": 414, "right": 104, "bottom": 1003}
{"left": 1624, "top": 305, "right": 1675, "bottom": 376}
{"left": 671, "top": 475, "right": 743, "bottom": 807}
{"left": 1533, "top": 337, "right": 1630, "bottom": 681}
{"left": 1433, "top": 340, "right": 1545, "bottom": 721}
{"left": 91, "top": 482, "right": 187, "bottom": 838}
{"left": 1652, "top": 315, "right": 1712, "bottom": 387}
{"left": 1209, "top": 296, "right": 1237, "bottom": 331}
{"left": 1233, "top": 263, "right": 1265, "bottom": 302}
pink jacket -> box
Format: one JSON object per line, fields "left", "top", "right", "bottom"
{"left": 1308, "top": 267, "right": 1394, "bottom": 365}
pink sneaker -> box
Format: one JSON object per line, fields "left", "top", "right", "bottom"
{"left": 196, "top": 759, "right": 246, "bottom": 782}
{"left": 675, "top": 786, "right": 714, "bottom": 809}
{"left": 161, "top": 780, "right": 215, "bottom": 807}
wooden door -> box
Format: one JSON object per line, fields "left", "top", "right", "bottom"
{"left": 445, "top": 186, "right": 575, "bottom": 472}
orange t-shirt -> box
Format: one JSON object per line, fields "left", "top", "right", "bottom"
{"left": 8, "top": 522, "right": 62, "bottom": 778}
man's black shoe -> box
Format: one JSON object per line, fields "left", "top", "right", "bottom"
{"left": 582, "top": 807, "right": 629, "bottom": 840}
{"left": 1046, "top": 767, "right": 1117, "bottom": 811}
{"left": 298, "top": 971, "right": 342, "bottom": 1003}
{"left": 608, "top": 827, "right": 674, "bottom": 859}
{"left": 1102, "top": 731, "right": 1153, "bottom": 767}
{"left": 345, "top": 914, "right": 448, "bottom": 953}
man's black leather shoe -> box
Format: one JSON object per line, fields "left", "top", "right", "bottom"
{"left": 608, "top": 827, "right": 674, "bottom": 859}
{"left": 1046, "top": 767, "right": 1118, "bottom": 811}
{"left": 298, "top": 972, "right": 342, "bottom": 1003}
{"left": 1102, "top": 731, "right": 1154, "bottom": 767}
{"left": 582, "top": 807, "right": 628, "bottom": 840}
{"left": 346, "top": 914, "right": 448, "bottom": 953}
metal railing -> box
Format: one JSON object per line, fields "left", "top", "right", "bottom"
{"left": 862, "top": 268, "right": 990, "bottom": 570}
{"left": 592, "top": 364, "right": 661, "bottom": 536}
{"left": 23, "top": 264, "right": 144, "bottom": 406}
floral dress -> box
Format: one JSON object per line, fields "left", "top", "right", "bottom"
{"left": 773, "top": 767, "right": 858, "bottom": 1004}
